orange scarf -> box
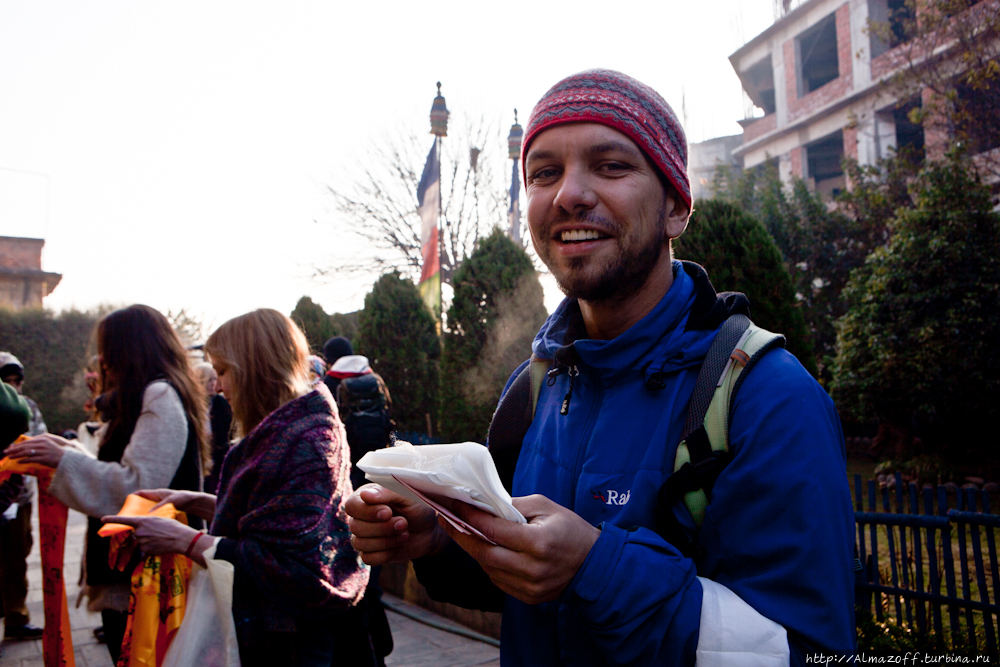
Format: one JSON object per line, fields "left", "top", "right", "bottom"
{"left": 0, "top": 439, "right": 75, "bottom": 667}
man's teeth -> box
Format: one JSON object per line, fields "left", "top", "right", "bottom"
{"left": 560, "top": 229, "right": 606, "bottom": 242}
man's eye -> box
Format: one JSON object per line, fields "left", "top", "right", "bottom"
{"left": 530, "top": 167, "right": 559, "bottom": 181}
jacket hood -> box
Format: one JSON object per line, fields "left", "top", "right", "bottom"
{"left": 531, "top": 261, "right": 750, "bottom": 385}
{"left": 326, "top": 354, "right": 372, "bottom": 379}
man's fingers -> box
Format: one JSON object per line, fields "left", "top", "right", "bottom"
{"left": 348, "top": 513, "right": 408, "bottom": 539}
{"left": 451, "top": 501, "right": 535, "bottom": 552}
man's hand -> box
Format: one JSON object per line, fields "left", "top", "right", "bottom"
{"left": 443, "top": 494, "right": 600, "bottom": 606}
{"left": 6, "top": 434, "right": 71, "bottom": 468}
{"left": 100, "top": 515, "right": 211, "bottom": 566}
{"left": 346, "top": 484, "right": 450, "bottom": 566}
{"left": 136, "top": 489, "right": 217, "bottom": 521}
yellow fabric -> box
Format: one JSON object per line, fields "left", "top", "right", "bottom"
{"left": 0, "top": 443, "right": 76, "bottom": 667}
{"left": 117, "top": 554, "right": 190, "bottom": 667}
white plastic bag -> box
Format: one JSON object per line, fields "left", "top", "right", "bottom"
{"left": 357, "top": 441, "right": 525, "bottom": 524}
{"left": 161, "top": 539, "right": 241, "bottom": 667}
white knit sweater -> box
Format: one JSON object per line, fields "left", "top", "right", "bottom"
{"left": 48, "top": 381, "right": 190, "bottom": 611}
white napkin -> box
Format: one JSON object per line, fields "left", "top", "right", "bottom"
{"left": 357, "top": 441, "right": 526, "bottom": 524}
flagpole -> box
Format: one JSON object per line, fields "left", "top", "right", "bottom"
{"left": 507, "top": 109, "right": 524, "bottom": 245}
{"left": 436, "top": 133, "right": 442, "bottom": 328}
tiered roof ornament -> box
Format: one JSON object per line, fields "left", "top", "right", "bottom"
{"left": 430, "top": 82, "right": 449, "bottom": 137}
{"left": 507, "top": 109, "right": 523, "bottom": 160}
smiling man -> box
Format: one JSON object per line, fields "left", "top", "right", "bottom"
{"left": 346, "top": 70, "right": 856, "bottom": 666}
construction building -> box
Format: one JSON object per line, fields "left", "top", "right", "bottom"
{"left": 0, "top": 236, "right": 62, "bottom": 310}
{"left": 728, "top": 0, "right": 995, "bottom": 196}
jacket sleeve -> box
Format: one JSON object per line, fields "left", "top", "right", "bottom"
{"left": 213, "top": 427, "right": 368, "bottom": 613}
{"left": 563, "top": 349, "right": 855, "bottom": 666}
{"left": 48, "top": 381, "right": 188, "bottom": 517}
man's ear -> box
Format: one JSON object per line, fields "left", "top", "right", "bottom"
{"left": 664, "top": 194, "right": 690, "bottom": 241}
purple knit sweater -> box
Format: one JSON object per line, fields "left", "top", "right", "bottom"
{"left": 212, "top": 386, "right": 368, "bottom": 629}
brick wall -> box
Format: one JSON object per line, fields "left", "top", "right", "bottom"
{"left": 843, "top": 125, "right": 859, "bottom": 159}
{"left": 785, "top": 4, "right": 855, "bottom": 124}
{"left": 0, "top": 237, "right": 44, "bottom": 271}
{"left": 790, "top": 147, "right": 805, "bottom": 178}
{"left": 921, "top": 88, "right": 950, "bottom": 161}
{"left": 743, "top": 114, "right": 778, "bottom": 144}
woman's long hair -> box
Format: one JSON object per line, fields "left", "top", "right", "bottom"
{"left": 97, "top": 305, "right": 209, "bottom": 467}
{"left": 204, "top": 309, "right": 312, "bottom": 436}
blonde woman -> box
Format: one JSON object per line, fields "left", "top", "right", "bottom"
{"left": 104, "top": 309, "right": 370, "bottom": 667}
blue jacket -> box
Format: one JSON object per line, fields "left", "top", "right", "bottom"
{"left": 417, "top": 261, "right": 856, "bottom": 666}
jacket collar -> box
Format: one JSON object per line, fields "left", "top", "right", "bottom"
{"left": 531, "top": 261, "right": 750, "bottom": 385}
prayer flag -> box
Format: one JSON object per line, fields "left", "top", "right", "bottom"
{"left": 416, "top": 139, "right": 440, "bottom": 317}
{"left": 508, "top": 160, "right": 521, "bottom": 245}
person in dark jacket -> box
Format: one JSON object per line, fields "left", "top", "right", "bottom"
{"left": 345, "top": 69, "right": 855, "bottom": 666}
{"left": 321, "top": 335, "right": 353, "bottom": 398}
{"left": 104, "top": 309, "right": 371, "bottom": 667}
{"left": 0, "top": 357, "right": 44, "bottom": 641}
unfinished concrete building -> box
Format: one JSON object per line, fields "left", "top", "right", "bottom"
{"left": 0, "top": 236, "right": 62, "bottom": 310}
{"left": 728, "top": 0, "right": 958, "bottom": 195}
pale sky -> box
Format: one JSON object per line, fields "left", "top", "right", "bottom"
{"left": 0, "top": 1, "right": 774, "bottom": 330}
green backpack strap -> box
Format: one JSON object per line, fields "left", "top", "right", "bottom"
{"left": 528, "top": 357, "right": 549, "bottom": 419}
{"left": 669, "top": 316, "right": 785, "bottom": 529}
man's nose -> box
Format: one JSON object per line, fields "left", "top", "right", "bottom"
{"left": 552, "top": 168, "right": 598, "bottom": 213}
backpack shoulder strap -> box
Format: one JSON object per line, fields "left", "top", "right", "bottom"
{"left": 488, "top": 356, "right": 550, "bottom": 493}
{"left": 657, "top": 317, "right": 784, "bottom": 552}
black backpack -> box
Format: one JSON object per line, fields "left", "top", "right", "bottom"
{"left": 337, "top": 373, "right": 393, "bottom": 487}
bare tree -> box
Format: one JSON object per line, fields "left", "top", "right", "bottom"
{"left": 318, "top": 115, "right": 513, "bottom": 286}
{"left": 167, "top": 308, "right": 208, "bottom": 348}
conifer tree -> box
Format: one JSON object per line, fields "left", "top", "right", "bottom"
{"left": 674, "top": 199, "right": 818, "bottom": 377}
{"left": 355, "top": 273, "right": 440, "bottom": 433}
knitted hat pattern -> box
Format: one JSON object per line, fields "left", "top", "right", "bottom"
{"left": 522, "top": 69, "right": 691, "bottom": 209}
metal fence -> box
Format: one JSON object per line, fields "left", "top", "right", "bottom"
{"left": 854, "top": 472, "right": 999, "bottom": 654}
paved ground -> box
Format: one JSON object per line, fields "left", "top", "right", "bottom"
{"left": 0, "top": 503, "right": 499, "bottom": 667}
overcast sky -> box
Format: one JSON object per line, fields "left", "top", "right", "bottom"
{"left": 0, "top": 1, "right": 775, "bottom": 329}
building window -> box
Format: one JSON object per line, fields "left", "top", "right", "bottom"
{"left": 955, "top": 74, "right": 1000, "bottom": 154}
{"left": 869, "top": 0, "right": 916, "bottom": 57}
{"left": 805, "top": 130, "right": 845, "bottom": 198}
{"left": 796, "top": 13, "right": 840, "bottom": 96}
{"left": 744, "top": 56, "right": 776, "bottom": 115}
{"left": 893, "top": 99, "right": 925, "bottom": 160}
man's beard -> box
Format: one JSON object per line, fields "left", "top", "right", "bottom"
{"left": 546, "top": 201, "right": 667, "bottom": 304}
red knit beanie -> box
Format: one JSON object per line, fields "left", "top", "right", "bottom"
{"left": 522, "top": 69, "right": 691, "bottom": 209}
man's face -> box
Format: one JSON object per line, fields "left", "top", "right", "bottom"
{"left": 525, "top": 123, "right": 688, "bottom": 303}
{"left": 2, "top": 375, "right": 23, "bottom": 392}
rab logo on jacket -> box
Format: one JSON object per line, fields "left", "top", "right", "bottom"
{"left": 593, "top": 489, "right": 630, "bottom": 506}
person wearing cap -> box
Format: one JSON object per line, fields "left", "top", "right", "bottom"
{"left": 0, "top": 353, "right": 45, "bottom": 640}
{"left": 321, "top": 335, "right": 354, "bottom": 398}
{"left": 346, "top": 70, "right": 855, "bottom": 665}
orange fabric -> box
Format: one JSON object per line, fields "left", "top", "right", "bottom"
{"left": 103, "top": 495, "right": 191, "bottom": 667}
{"left": 0, "top": 442, "right": 76, "bottom": 667}
{"left": 99, "top": 495, "right": 179, "bottom": 537}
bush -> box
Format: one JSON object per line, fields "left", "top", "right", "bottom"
{"left": 674, "top": 199, "right": 817, "bottom": 377}
{"left": 440, "top": 229, "right": 547, "bottom": 443}
{"left": 0, "top": 308, "right": 100, "bottom": 434}
{"left": 355, "top": 273, "right": 440, "bottom": 433}
{"left": 832, "top": 156, "right": 1000, "bottom": 472}
{"left": 289, "top": 296, "right": 358, "bottom": 355}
